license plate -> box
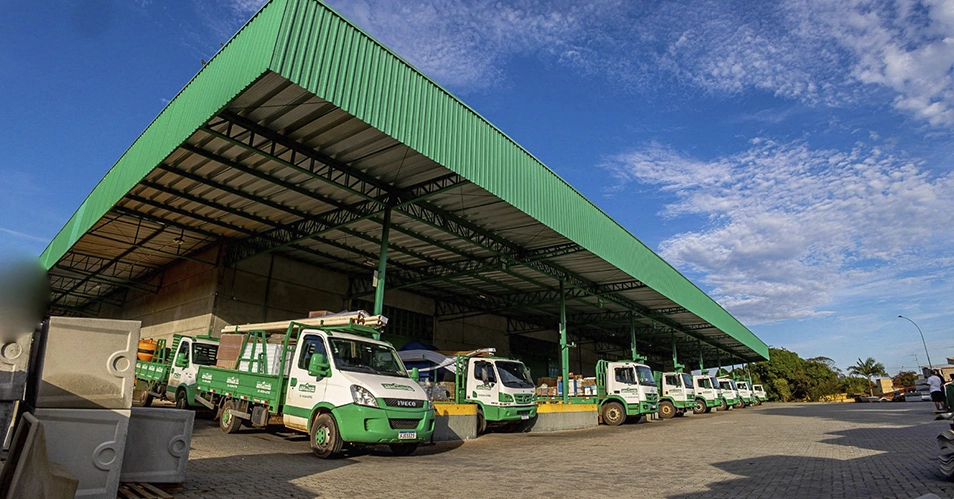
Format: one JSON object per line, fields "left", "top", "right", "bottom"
{"left": 398, "top": 431, "right": 416, "bottom": 440}
{"left": 520, "top": 415, "right": 530, "bottom": 420}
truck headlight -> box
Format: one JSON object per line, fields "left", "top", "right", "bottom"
{"left": 351, "top": 385, "right": 379, "bottom": 408}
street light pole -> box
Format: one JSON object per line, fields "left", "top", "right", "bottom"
{"left": 898, "top": 315, "right": 933, "bottom": 370}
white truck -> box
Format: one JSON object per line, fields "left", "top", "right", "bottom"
{"left": 735, "top": 380, "right": 755, "bottom": 407}
{"left": 717, "top": 377, "right": 742, "bottom": 409}
{"left": 753, "top": 384, "right": 767, "bottom": 403}
{"left": 655, "top": 371, "right": 695, "bottom": 418}
{"left": 692, "top": 374, "right": 722, "bottom": 414}
{"left": 399, "top": 348, "right": 537, "bottom": 434}
{"left": 195, "top": 317, "right": 435, "bottom": 457}
{"left": 135, "top": 334, "right": 220, "bottom": 409}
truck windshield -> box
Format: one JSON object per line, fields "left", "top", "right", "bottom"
{"left": 328, "top": 338, "right": 407, "bottom": 378}
{"left": 192, "top": 343, "right": 218, "bottom": 366}
{"left": 710, "top": 377, "right": 720, "bottom": 389}
{"left": 737, "top": 382, "right": 748, "bottom": 390}
{"left": 636, "top": 366, "right": 656, "bottom": 386}
{"left": 681, "top": 373, "right": 694, "bottom": 389}
{"left": 495, "top": 361, "right": 534, "bottom": 389}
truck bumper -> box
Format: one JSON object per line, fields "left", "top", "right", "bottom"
{"left": 625, "top": 402, "right": 657, "bottom": 415}
{"left": 482, "top": 404, "right": 537, "bottom": 422}
{"left": 333, "top": 404, "right": 435, "bottom": 444}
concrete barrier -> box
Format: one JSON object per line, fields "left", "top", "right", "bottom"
{"left": 37, "top": 317, "right": 140, "bottom": 409}
{"left": 121, "top": 408, "right": 194, "bottom": 483}
{"left": 33, "top": 408, "right": 130, "bottom": 499}
{"left": 0, "top": 412, "right": 79, "bottom": 499}
{"left": 432, "top": 403, "right": 477, "bottom": 442}
{"left": 528, "top": 403, "right": 598, "bottom": 432}
{"left": 0, "top": 332, "right": 32, "bottom": 401}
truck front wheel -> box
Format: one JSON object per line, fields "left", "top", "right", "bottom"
{"left": 658, "top": 400, "right": 675, "bottom": 419}
{"left": 476, "top": 407, "right": 487, "bottom": 435}
{"left": 720, "top": 399, "right": 728, "bottom": 411}
{"left": 389, "top": 443, "right": 419, "bottom": 456}
{"left": 694, "top": 399, "right": 707, "bottom": 414}
{"left": 175, "top": 389, "right": 188, "bottom": 410}
{"left": 310, "top": 413, "right": 343, "bottom": 458}
{"left": 219, "top": 400, "right": 242, "bottom": 434}
{"left": 601, "top": 401, "right": 626, "bottom": 426}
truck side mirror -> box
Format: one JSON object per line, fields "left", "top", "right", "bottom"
{"left": 480, "top": 369, "right": 489, "bottom": 384}
{"left": 410, "top": 367, "right": 420, "bottom": 383}
{"left": 308, "top": 353, "right": 331, "bottom": 378}
{"left": 175, "top": 355, "right": 188, "bottom": 368}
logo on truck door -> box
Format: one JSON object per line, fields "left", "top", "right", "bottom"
{"left": 299, "top": 383, "right": 316, "bottom": 393}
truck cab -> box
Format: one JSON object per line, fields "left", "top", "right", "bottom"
{"left": 753, "top": 384, "right": 767, "bottom": 403}
{"left": 460, "top": 356, "right": 537, "bottom": 433}
{"left": 655, "top": 371, "right": 695, "bottom": 419}
{"left": 717, "top": 377, "right": 741, "bottom": 409}
{"left": 597, "top": 360, "right": 658, "bottom": 425}
{"left": 692, "top": 375, "right": 721, "bottom": 414}
{"left": 735, "top": 380, "right": 755, "bottom": 406}
{"left": 166, "top": 335, "right": 220, "bottom": 408}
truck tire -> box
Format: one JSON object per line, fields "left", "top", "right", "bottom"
{"left": 601, "top": 401, "right": 626, "bottom": 426}
{"left": 139, "top": 388, "right": 154, "bottom": 408}
{"left": 389, "top": 443, "right": 419, "bottom": 456}
{"left": 175, "top": 389, "right": 188, "bottom": 410}
{"left": 310, "top": 413, "right": 343, "bottom": 458}
{"left": 720, "top": 399, "right": 728, "bottom": 411}
{"left": 219, "top": 399, "right": 242, "bottom": 434}
{"left": 658, "top": 400, "right": 675, "bottom": 419}
{"left": 476, "top": 407, "right": 487, "bottom": 435}
{"left": 693, "top": 399, "right": 706, "bottom": 414}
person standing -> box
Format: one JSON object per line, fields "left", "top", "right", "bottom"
{"left": 929, "top": 370, "right": 947, "bottom": 411}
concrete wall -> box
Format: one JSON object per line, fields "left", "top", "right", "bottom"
{"left": 435, "top": 314, "right": 510, "bottom": 357}
{"left": 101, "top": 247, "right": 219, "bottom": 341}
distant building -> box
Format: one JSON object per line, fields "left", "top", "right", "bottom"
{"left": 873, "top": 378, "right": 894, "bottom": 396}
{"left": 920, "top": 363, "right": 954, "bottom": 382}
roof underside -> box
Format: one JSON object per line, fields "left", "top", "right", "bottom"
{"left": 41, "top": 0, "right": 768, "bottom": 364}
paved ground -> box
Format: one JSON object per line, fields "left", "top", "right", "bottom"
{"left": 177, "top": 402, "right": 954, "bottom": 498}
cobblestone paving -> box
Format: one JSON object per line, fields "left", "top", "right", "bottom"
{"left": 178, "top": 403, "right": 954, "bottom": 498}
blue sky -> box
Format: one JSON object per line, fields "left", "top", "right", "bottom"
{"left": 3, "top": 0, "right": 954, "bottom": 375}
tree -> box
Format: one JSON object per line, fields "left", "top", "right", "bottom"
{"left": 892, "top": 371, "right": 917, "bottom": 389}
{"left": 847, "top": 357, "right": 888, "bottom": 396}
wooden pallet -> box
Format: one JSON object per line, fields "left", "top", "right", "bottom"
{"left": 117, "top": 482, "right": 180, "bottom": 499}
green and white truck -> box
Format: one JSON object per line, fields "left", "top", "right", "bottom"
{"left": 753, "top": 384, "right": 767, "bottom": 403}
{"left": 691, "top": 374, "right": 722, "bottom": 414}
{"left": 591, "top": 359, "right": 659, "bottom": 425}
{"left": 655, "top": 370, "right": 695, "bottom": 419}
{"left": 135, "top": 334, "right": 220, "bottom": 409}
{"left": 717, "top": 377, "right": 742, "bottom": 408}
{"left": 735, "top": 380, "right": 756, "bottom": 406}
{"left": 195, "top": 319, "right": 435, "bottom": 458}
{"left": 399, "top": 348, "right": 537, "bottom": 434}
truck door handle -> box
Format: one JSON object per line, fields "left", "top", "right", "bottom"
{"left": 613, "top": 391, "right": 620, "bottom": 394}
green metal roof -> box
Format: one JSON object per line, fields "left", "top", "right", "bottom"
{"left": 41, "top": 0, "right": 768, "bottom": 363}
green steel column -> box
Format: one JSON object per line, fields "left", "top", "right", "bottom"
{"left": 698, "top": 339, "right": 704, "bottom": 372}
{"left": 373, "top": 207, "right": 392, "bottom": 316}
{"left": 671, "top": 331, "right": 677, "bottom": 371}
{"left": 560, "top": 281, "right": 569, "bottom": 403}
{"left": 630, "top": 313, "right": 637, "bottom": 361}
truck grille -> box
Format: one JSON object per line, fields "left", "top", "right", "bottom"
{"left": 383, "top": 398, "right": 425, "bottom": 408}
{"left": 646, "top": 393, "right": 658, "bottom": 403}
{"left": 389, "top": 418, "right": 421, "bottom": 430}
{"left": 514, "top": 394, "right": 534, "bottom": 404}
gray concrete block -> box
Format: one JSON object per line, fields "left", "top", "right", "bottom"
{"left": 1, "top": 400, "right": 17, "bottom": 451}
{"left": 121, "top": 407, "right": 195, "bottom": 483}
{"left": 528, "top": 409, "right": 598, "bottom": 433}
{"left": 0, "top": 412, "right": 79, "bottom": 499}
{"left": 432, "top": 414, "right": 477, "bottom": 442}
{"left": 0, "top": 333, "right": 31, "bottom": 401}
{"left": 33, "top": 408, "right": 130, "bottom": 499}
{"left": 37, "top": 317, "right": 140, "bottom": 409}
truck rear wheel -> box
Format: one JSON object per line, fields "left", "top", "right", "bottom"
{"left": 658, "top": 400, "right": 675, "bottom": 419}
{"left": 389, "top": 443, "right": 419, "bottom": 456}
{"left": 139, "top": 387, "right": 154, "bottom": 408}
{"left": 219, "top": 400, "right": 242, "bottom": 434}
{"left": 310, "top": 413, "right": 343, "bottom": 458}
{"left": 601, "top": 401, "right": 626, "bottom": 426}
{"left": 175, "top": 389, "right": 188, "bottom": 410}
{"left": 694, "top": 399, "right": 706, "bottom": 414}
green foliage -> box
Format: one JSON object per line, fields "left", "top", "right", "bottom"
{"left": 842, "top": 376, "right": 869, "bottom": 396}
{"left": 847, "top": 357, "right": 888, "bottom": 396}
{"left": 892, "top": 371, "right": 917, "bottom": 389}
{"left": 751, "top": 347, "right": 854, "bottom": 402}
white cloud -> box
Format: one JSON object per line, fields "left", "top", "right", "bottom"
{"left": 602, "top": 139, "right": 954, "bottom": 324}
